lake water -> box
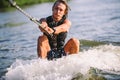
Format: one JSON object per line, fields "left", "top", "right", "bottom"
{"left": 0, "top": 0, "right": 120, "bottom": 80}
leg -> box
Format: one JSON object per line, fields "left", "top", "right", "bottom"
{"left": 37, "top": 35, "right": 50, "bottom": 58}
{"left": 64, "top": 38, "right": 80, "bottom": 54}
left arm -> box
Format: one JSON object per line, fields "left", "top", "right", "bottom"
{"left": 54, "top": 19, "right": 71, "bottom": 34}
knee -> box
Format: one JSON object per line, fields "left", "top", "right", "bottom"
{"left": 38, "top": 35, "right": 47, "bottom": 41}
{"left": 38, "top": 36, "right": 41, "bottom": 42}
{"left": 38, "top": 36, "right": 42, "bottom": 44}
{"left": 70, "top": 38, "right": 80, "bottom": 51}
{"left": 65, "top": 38, "right": 80, "bottom": 54}
{"left": 38, "top": 35, "right": 48, "bottom": 45}
{"left": 70, "top": 38, "right": 80, "bottom": 44}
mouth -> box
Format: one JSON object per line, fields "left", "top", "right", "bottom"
{"left": 55, "top": 14, "right": 61, "bottom": 17}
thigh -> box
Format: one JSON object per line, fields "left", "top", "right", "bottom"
{"left": 38, "top": 35, "right": 50, "bottom": 49}
{"left": 37, "top": 35, "right": 50, "bottom": 58}
{"left": 64, "top": 38, "right": 80, "bottom": 54}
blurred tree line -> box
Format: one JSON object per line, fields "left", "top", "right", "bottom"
{"left": 0, "top": 0, "right": 55, "bottom": 8}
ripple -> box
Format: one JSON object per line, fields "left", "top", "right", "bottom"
{"left": 110, "top": 16, "right": 120, "bottom": 20}
{"left": 0, "top": 22, "right": 27, "bottom": 28}
{"left": 0, "top": 39, "right": 10, "bottom": 43}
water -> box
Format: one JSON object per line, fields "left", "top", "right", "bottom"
{"left": 0, "top": 0, "right": 120, "bottom": 80}
{"left": 68, "top": 0, "right": 120, "bottom": 42}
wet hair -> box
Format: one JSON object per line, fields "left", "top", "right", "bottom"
{"left": 52, "top": 0, "right": 70, "bottom": 15}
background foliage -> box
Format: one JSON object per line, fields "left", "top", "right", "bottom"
{"left": 0, "top": 0, "right": 55, "bottom": 8}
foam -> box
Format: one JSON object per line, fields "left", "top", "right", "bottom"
{"left": 4, "top": 45, "right": 120, "bottom": 80}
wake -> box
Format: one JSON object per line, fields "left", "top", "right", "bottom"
{"left": 3, "top": 44, "right": 120, "bottom": 80}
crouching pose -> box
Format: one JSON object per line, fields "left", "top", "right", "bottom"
{"left": 37, "top": 0, "right": 79, "bottom": 60}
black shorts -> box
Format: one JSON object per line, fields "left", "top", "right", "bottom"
{"left": 47, "top": 48, "right": 66, "bottom": 60}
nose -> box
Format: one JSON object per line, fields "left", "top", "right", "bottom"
{"left": 56, "top": 9, "right": 60, "bottom": 14}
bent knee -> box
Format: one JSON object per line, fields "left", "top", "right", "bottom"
{"left": 65, "top": 38, "right": 80, "bottom": 54}
{"left": 70, "top": 38, "right": 80, "bottom": 44}
{"left": 38, "top": 35, "right": 49, "bottom": 46}
{"left": 38, "top": 35, "right": 48, "bottom": 42}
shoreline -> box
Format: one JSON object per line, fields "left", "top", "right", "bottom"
{"left": 0, "top": 0, "right": 55, "bottom": 12}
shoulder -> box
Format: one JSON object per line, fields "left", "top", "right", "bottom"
{"left": 64, "top": 19, "right": 71, "bottom": 26}
{"left": 39, "top": 18, "right": 46, "bottom": 23}
{"left": 39, "top": 16, "right": 52, "bottom": 22}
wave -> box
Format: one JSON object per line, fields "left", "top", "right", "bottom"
{"left": 2, "top": 44, "right": 120, "bottom": 80}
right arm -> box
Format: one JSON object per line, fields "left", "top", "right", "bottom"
{"left": 39, "top": 18, "right": 54, "bottom": 34}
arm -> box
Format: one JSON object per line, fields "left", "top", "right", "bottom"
{"left": 53, "top": 19, "right": 71, "bottom": 34}
{"left": 39, "top": 18, "right": 54, "bottom": 34}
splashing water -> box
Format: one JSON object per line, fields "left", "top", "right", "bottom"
{"left": 3, "top": 44, "right": 120, "bottom": 80}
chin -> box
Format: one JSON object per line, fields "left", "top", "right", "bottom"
{"left": 54, "top": 17, "right": 62, "bottom": 21}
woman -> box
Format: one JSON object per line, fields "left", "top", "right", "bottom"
{"left": 37, "top": 0, "right": 79, "bottom": 60}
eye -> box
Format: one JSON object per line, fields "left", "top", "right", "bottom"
{"left": 59, "top": 9, "right": 63, "bottom": 11}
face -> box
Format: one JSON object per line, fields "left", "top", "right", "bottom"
{"left": 52, "top": 2, "right": 66, "bottom": 22}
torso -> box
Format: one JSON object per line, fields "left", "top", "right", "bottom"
{"left": 46, "top": 16, "right": 67, "bottom": 50}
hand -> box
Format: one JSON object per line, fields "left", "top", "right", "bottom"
{"left": 39, "top": 18, "right": 54, "bottom": 34}
{"left": 43, "top": 26, "right": 54, "bottom": 34}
